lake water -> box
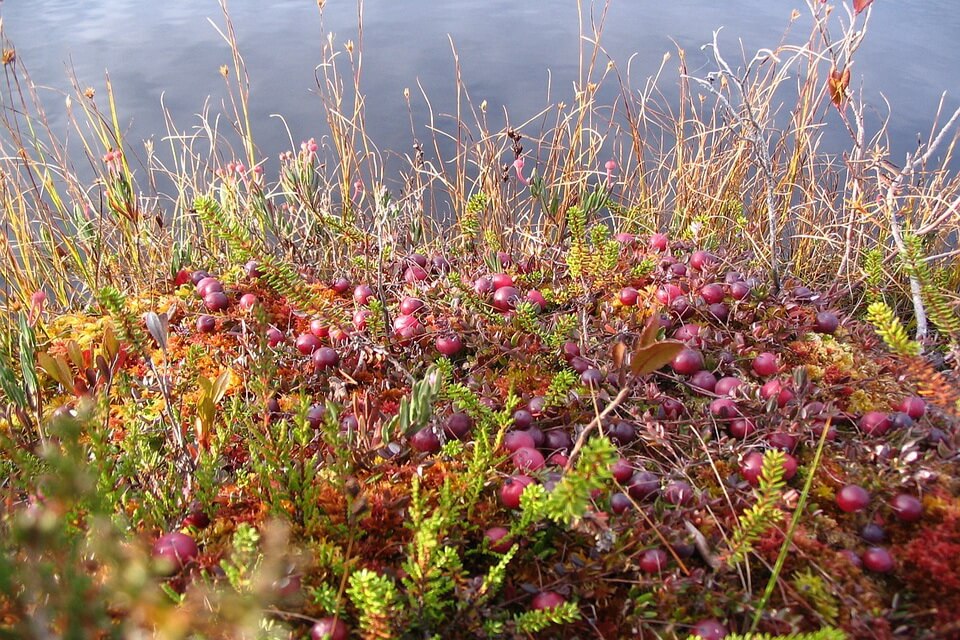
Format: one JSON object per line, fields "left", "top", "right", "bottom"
{"left": 2, "top": 1, "right": 959, "bottom": 181}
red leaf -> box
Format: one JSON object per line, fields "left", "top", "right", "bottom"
{"left": 853, "top": 0, "right": 874, "bottom": 15}
{"left": 631, "top": 340, "right": 684, "bottom": 376}
{"left": 827, "top": 67, "right": 850, "bottom": 110}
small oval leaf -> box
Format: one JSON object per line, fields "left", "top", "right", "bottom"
{"left": 631, "top": 340, "right": 684, "bottom": 376}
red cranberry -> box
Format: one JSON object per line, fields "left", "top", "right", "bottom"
{"left": 484, "top": 527, "right": 513, "bottom": 553}
{"left": 639, "top": 548, "right": 669, "bottom": 573}
{"left": 473, "top": 277, "right": 494, "bottom": 295}
{"left": 312, "top": 347, "right": 339, "bottom": 371}
{"left": 296, "top": 333, "right": 322, "bottom": 355}
{"left": 444, "top": 413, "right": 473, "bottom": 440}
{"left": 392, "top": 314, "right": 423, "bottom": 342}
{"left": 353, "top": 284, "right": 374, "bottom": 305}
{"left": 760, "top": 378, "right": 794, "bottom": 407}
{"left": 663, "top": 481, "right": 694, "bottom": 506}
{"left": 861, "top": 523, "right": 886, "bottom": 544}
{"left": 203, "top": 291, "right": 229, "bottom": 311}
{"left": 410, "top": 427, "right": 441, "bottom": 453}
{"left": 569, "top": 357, "right": 591, "bottom": 374}
{"left": 306, "top": 405, "right": 327, "bottom": 429}
{"left": 728, "top": 419, "right": 755, "bottom": 439}
{"left": 492, "top": 286, "right": 520, "bottom": 312}
{"left": 673, "top": 323, "right": 703, "bottom": 344}
{"left": 611, "top": 458, "right": 634, "bottom": 483}
{"left": 859, "top": 411, "right": 891, "bottom": 436}
{"left": 627, "top": 471, "right": 660, "bottom": 500}
{"left": 310, "top": 618, "right": 349, "bottom": 640}
{"left": 670, "top": 296, "right": 694, "bottom": 319}
{"left": 153, "top": 532, "right": 198, "bottom": 574}
{"left": 767, "top": 432, "right": 799, "bottom": 453}
{"left": 544, "top": 430, "right": 573, "bottom": 452}
{"left": 526, "top": 290, "right": 548, "bottom": 311}
{"left": 699, "top": 283, "right": 725, "bottom": 304}
{"left": 655, "top": 284, "right": 683, "bottom": 305}
{"left": 400, "top": 297, "right": 425, "bottom": 315}
{"left": 648, "top": 233, "right": 669, "bottom": 252}
{"left": 266, "top": 326, "right": 284, "bottom": 347}
{"left": 896, "top": 396, "right": 926, "bottom": 420}
{"left": 436, "top": 334, "right": 464, "bottom": 356}
{"left": 196, "top": 276, "right": 223, "bottom": 297}
{"left": 310, "top": 318, "right": 329, "bottom": 338}
{"left": 890, "top": 493, "right": 923, "bottom": 522}
{"left": 580, "top": 368, "right": 604, "bottom": 387}
{"left": 814, "top": 311, "right": 840, "bottom": 334}
{"left": 512, "top": 410, "right": 534, "bottom": 429}
{"left": 491, "top": 273, "right": 514, "bottom": 290}
{"left": 714, "top": 376, "right": 743, "bottom": 397}
{"left": 190, "top": 270, "right": 211, "bottom": 286}
{"left": 403, "top": 264, "right": 429, "bottom": 283}
{"left": 689, "top": 370, "right": 717, "bottom": 394}
{"left": 752, "top": 352, "right": 779, "bottom": 377}
{"left": 708, "top": 398, "right": 740, "bottom": 420}
{"left": 512, "top": 447, "right": 545, "bottom": 471}
{"left": 729, "top": 281, "right": 752, "bottom": 300}
{"left": 619, "top": 287, "right": 639, "bottom": 306}
{"left": 196, "top": 315, "right": 216, "bottom": 333}
{"left": 836, "top": 484, "right": 871, "bottom": 513}
{"left": 669, "top": 262, "right": 688, "bottom": 277}
{"left": 610, "top": 492, "right": 632, "bottom": 514}
{"left": 238, "top": 293, "right": 258, "bottom": 311}
{"left": 561, "top": 341, "right": 580, "bottom": 362}
{"left": 689, "top": 250, "right": 716, "bottom": 271}
{"left": 531, "top": 591, "right": 565, "bottom": 610}
{"left": 503, "top": 431, "right": 536, "bottom": 453}
{"left": 609, "top": 421, "right": 637, "bottom": 445}
{"left": 861, "top": 547, "right": 894, "bottom": 573}
{"left": 500, "top": 475, "right": 535, "bottom": 509}
{"left": 331, "top": 277, "right": 351, "bottom": 294}
{"left": 671, "top": 348, "right": 705, "bottom": 375}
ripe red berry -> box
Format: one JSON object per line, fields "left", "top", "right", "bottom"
{"left": 492, "top": 286, "right": 520, "bottom": 312}
{"left": 410, "top": 427, "right": 441, "bottom": 453}
{"left": 896, "top": 396, "right": 926, "bottom": 420}
{"left": 861, "top": 547, "right": 894, "bottom": 573}
{"left": 503, "top": 431, "right": 537, "bottom": 453}
{"left": 690, "top": 619, "right": 728, "bottom": 640}
{"left": 526, "top": 289, "right": 548, "bottom": 311}
{"left": 531, "top": 591, "right": 566, "bottom": 610}
{"left": 310, "top": 618, "right": 349, "bottom": 640}
{"left": 491, "top": 273, "right": 514, "bottom": 290}
{"left": 312, "top": 347, "right": 339, "bottom": 371}
{"left": 331, "top": 277, "right": 351, "bottom": 294}
{"left": 152, "top": 532, "right": 198, "bottom": 574}
{"left": 890, "top": 493, "right": 923, "bottom": 522}
{"left": 484, "top": 527, "right": 513, "bottom": 553}
{"left": 648, "top": 233, "right": 669, "bottom": 252}
{"left": 196, "top": 315, "right": 216, "bottom": 333}
{"left": 836, "top": 484, "right": 871, "bottom": 513}
{"left": 714, "top": 376, "right": 743, "bottom": 397}
{"left": 500, "top": 475, "right": 535, "bottom": 509}
{"left": 512, "top": 447, "right": 545, "bottom": 471}
{"left": 639, "top": 548, "right": 669, "bottom": 573}
{"left": 239, "top": 293, "right": 258, "bottom": 311}
{"left": 266, "top": 326, "right": 284, "bottom": 347}
{"left": 399, "top": 297, "right": 425, "bottom": 315}
{"left": 814, "top": 311, "right": 840, "bottom": 334}
{"left": 203, "top": 291, "right": 229, "bottom": 311}
{"left": 859, "top": 411, "right": 891, "bottom": 436}
{"left": 444, "top": 413, "right": 472, "bottom": 440}
{"left": 619, "top": 287, "right": 639, "bottom": 306}
{"left": 353, "top": 284, "right": 374, "bottom": 305}
{"left": 752, "top": 352, "right": 779, "bottom": 377}
{"left": 689, "top": 250, "right": 716, "bottom": 271}
{"left": 436, "top": 334, "right": 464, "bottom": 356}
{"left": 670, "top": 348, "right": 705, "bottom": 376}
{"left": 699, "top": 283, "right": 725, "bottom": 304}
{"left": 296, "top": 333, "right": 322, "bottom": 355}
{"left": 196, "top": 276, "right": 223, "bottom": 297}
{"left": 655, "top": 284, "right": 683, "bottom": 305}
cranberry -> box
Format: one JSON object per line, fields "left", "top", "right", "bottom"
{"left": 403, "top": 264, "right": 429, "bottom": 283}
{"left": 491, "top": 273, "right": 514, "bottom": 290}
{"left": 266, "top": 326, "right": 284, "bottom": 347}
{"left": 890, "top": 493, "right": 923, "bottom": 522}
{"left": 714, "top": 376, "right": 743, "bottom": 397}
{"left": 627, "top": 471, "right": 660, "bottom": 500}
{"left": 639, "top": 548, "right": 669, "bottom": 573}
{"left": 728, "top": 418, "right": 756, "bottom": 439}
{"left": 663, "top": 481, "right": 694, "bottom": 506}
{"left": 444, "top": 413, "right": 473, "bottom": 440}
{"left": 752, "top": 352, "right": 779, "bottom": 377}
{"left": 196, "top": 276, "right": 223, "bottom": 297}
{"left": 196, "top": 315, "right": 216, "bottom": 333}
{"left": 814, "top": 311, "right": 840, "bottom": 334}
{"left": 619, "top": 287, "right": 640, "bottom": 306}
{"left": 531, "top": 591, "right": 566, "bottom": 610}
{"left": 152, "top": 532, "right": 198, "bottom": 574}
{"left": 203, "top": 291, "right": 229, "bottom": 311}
{"left": 861, "top": 547, "right": 894, "bottom": 573}
{"left": 310, "top": 618, "right": 349, "bottom": 640}
{"left": 655, "top": 284, "right": 683, "bottom": 305}
{"left": 296, "top": 333, "right": 322, "bottom": 355}
{"left": 689, "top": 370, "right": 717, "bottom": 394}
{"left": 331, "top": 277, "right": 351, "bottom": 294}
{"left": 689, "top": 250, "right": 716, "bottom": 271}
{"left": 610, "top": 492, "right": 632, "bottom": 514}
{"left": 526, "top": 290, "right": 548, "bottom": 311}
{"left": 896, "top": 396, "right": 926, "bottom": 420}
{"left": 238, "top": 293, "right": 258, "bottom": 311}
{"left": 836, "top": 484, "right": 871, "bottom": 513}
{"left": 492, "top": 286, "right": 520, "bottom": 312}
{"left": 312, "top": 347, "right": 339, "bottom": 371}
{"left": 353, "top": 284, "right": 374, "bottom": 305}
{"left": 500, "top": 475, "right": 535, "bottom": 509}
{"left": 436, "top": 334, "right": 464, "bottom": 356}
{"left": 859, "top": 411, "right": 891, "bottom": 436}
{"left": 671, "top": 348, "right": 705, "bottom": 375}
{"left": 648, "top": 233, "right": 669, "bottom": 252}
{"left": 503, "top": 431, "right": 536, "bottom": 453}
{"left": 400, "top": 297, "right": 425, "bottom": 315}
{"left": 699, "top": 283, "right": 725, "bottom": 304}
{"left": 512, "top": 447, "right": 546, "bottom": 471}
{"left": 611, "top": 458, "right": 634, "bottom": 483}
{"left": 484, "top": 527, "right": 513, "bottom": 553}
{"left": 410, "top": 427, "right": 441, "bottom": 453}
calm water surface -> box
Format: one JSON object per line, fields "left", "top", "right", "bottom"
{"left": 2, "top": 1, "right": 959, "bottom": 178}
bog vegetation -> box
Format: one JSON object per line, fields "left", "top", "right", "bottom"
{"left": 0, "top": 0, "right": 958, "bottom": 638}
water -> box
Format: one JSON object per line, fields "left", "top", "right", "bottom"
{"left": 2, "top": 1, "right": 959, "bottom": 181}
